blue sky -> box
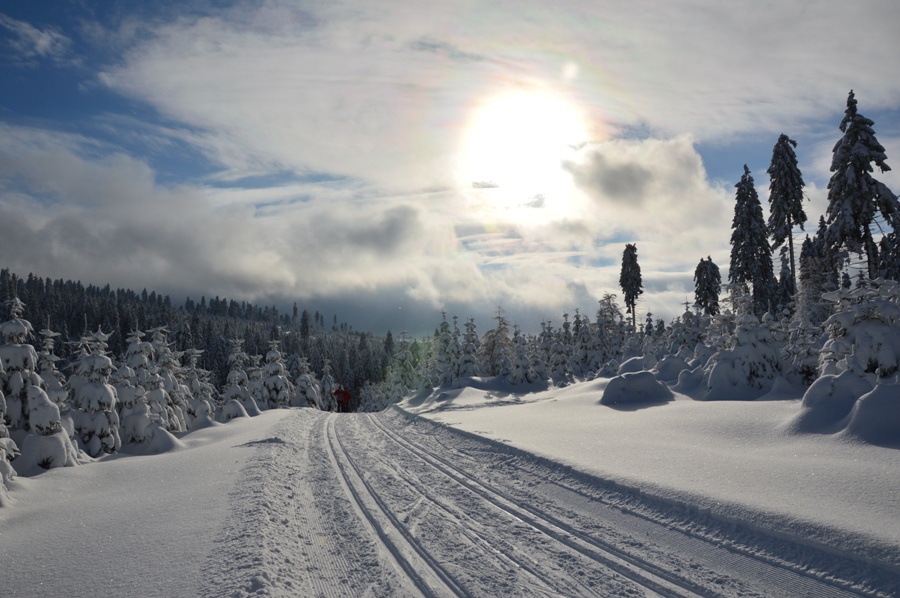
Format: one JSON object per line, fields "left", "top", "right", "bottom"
{"left": 1, "top": 1, "right": 899, "bottom": 335}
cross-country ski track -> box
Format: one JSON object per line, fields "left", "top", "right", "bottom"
{"left": 205, "top": 408, "right": 897, "bottom": 597}
{"left": 3, "top": 406, "right": 898, "bottom": 597}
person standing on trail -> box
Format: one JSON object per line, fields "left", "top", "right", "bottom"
{"left": 333, "top": 385, "right": 351, "bottom": 413}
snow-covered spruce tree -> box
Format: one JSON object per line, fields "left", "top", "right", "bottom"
{"left": 782, "top": 308, "right": 825, "bottom": 386}
{"left": 319, "top": 359, "right": 337, "bottom": 411}
{"left": 619, "top": 243, "right": 643, "bottom": 332}
{"left": 549, "top": 333, "right": 572, "bottom": 386}
{"left": 14, "top": 383, "right": 81, "bottom": 474}
{"left": 36, "top": 327, "right": 68, "bottom": 411}
{"left": 292, "top": 357, "right": 320, "bottom": 409}
{"left": 182, "top": 348, "right": 216, "bottom": 428}
{"left": 221, "top": 339, "right": 258, "bottom": 417}
{"left": 0, "top": 297, "right": 40, "bottom": 432}
{"left": 703, "top": 293, "right": 783, "bottom": 401}
{"left": 594, "top": 294, "right": 625, "bottom": 375}
{"left": 433, "top": 311, "right": 456, "bottom": 385}
{"left": 879, "top": 232, "right": 900, "bottom": 280}
{"left": 262, "top": 341, "right": 294, "bottom": 410}
{"left": 767, "top": 133, "right": 807, "bottom": 292}
{"left": 570, "top": 311, "right": 599, "bottom": 375}
{"left": 797, "top": 219, "right": 840, "bottom": 326}
{"left": 148, "top": 327, "right": 188, "bottom": 431}
{"left": 245, "top": 355, "right": 268, "bottom": 411}
{"left": 774, "top": 247, "right": 796, "bottom": 314}
{"left": 508, "top": 325, "right": 536, "bottom": 384}
{"left": 458, "top": 318, "right": 480, "bottom": 378}
{"left": 70, "top": 331, "right": 122, "bottom": 457}
{"left": 478, "top": 308, "right": 513, "bottom": 378}
{"left": 693, "top": 257, "right": 721, "bottom": 316}
{"left": 529, "top": 325, "right": 551, "bottom": 383}
{"left": 0, "top": 362, "right": 20, "bottom": 499}
{"left": 824, "top": 90, "right": 900, "bottom": 280}
{"left": 791, "top": 279, "right": 900, "bottom": 444}
{"left": 730, "top": 165, "right": 775, "bottom": 316}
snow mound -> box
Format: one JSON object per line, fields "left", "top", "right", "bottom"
{"left": 600, "top": 371, "right": 673, "bottom": 406}
{"left": 787, "top": 372, "right": 872, "bottom": 434}
{"left": 13, "top": 430, "right": 80, "bottom": 476}
{"left": 653, "top": 355, "right": 690, "bottom": 383}
{"left": 843, "top": 381, "right": 900, "bottom": 446}
{"left": 118, "top": 426, "right": 185, "bottom": 455}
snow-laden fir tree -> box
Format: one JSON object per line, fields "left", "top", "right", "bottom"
{"left": 70, "top": 331, "right": 122, "bottom": 457}
{"left": 878, "top": 232, "right": 900, "bottom": 280}
{"left": 825, "top": 91, "right": 900, "bottom": 280}
{"left": 182, "top": 348, "right": 216, "bottom": 427}
{"left": 0, "top": 297, "right": 40, "bottom": 432}
{"left": 730, "top": 165, "right": 775, "bottom": 316}
{"left": 36, "top": 327, "right": 68, "bottom": 411}
{"left": 549, "top": 334, "right": 572, "bottom": 386}
{"left": 262, "top": 341, "right": 294, "bottom": 409}
{"left": 693, "top": 257, "right": 721, "bottom": 316}
{"left": 245, "top": 355, "right": 268, "bottom": 411}
{"left": 798, "top": 217, "right": 841, "bottom": 325}
{"left": 458, "top": 318, "right": 480, "bottom": 378}
{"left": 319, "top": 359, "right": 337, "bottom": 411}
{"left": 479, "top": 308, "right": 513, "bottom": 377}
{"left": 619, "top": 244, "right": 643, "bottom": 332}
{"left": 221, "top": 338, "right": 259, "bottom": 416}
{"left": 595, "top": 294, "right": 624, "bottom": 370}
{"left": 703, "top": 292, "right": 783, "bottom": 401}
{"left": 508, "top": 324, "right": 535, "bottom": 384}
{"left": 774, "top": 247, "right": 796, "bottom": 314}
{"left": 570, "top": 311, "right": 598, "bottom": 375}
{"left": 792, "top": 279, "right": 900, "bottom": 444}
{"left": 529, "top": 325, "right": 551, "bottom": 383}
{"left": 292, "top": 357, "right": 320, "bottom": 409}
{"left": 433, "top": 311, "right": 456, "bottom": 385}
{"left": 767, "top": 133, "right": 807, "bottom": 292}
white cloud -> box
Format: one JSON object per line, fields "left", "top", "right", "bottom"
{"left": 4, "top": 0, "right": 900, "bottom": 333}
{"left": 0, "top": 13, "right": 74, "bottom": 67}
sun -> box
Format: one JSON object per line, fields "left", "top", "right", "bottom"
{"left": 457, "top": 88, "right": 589, "bottom": 214}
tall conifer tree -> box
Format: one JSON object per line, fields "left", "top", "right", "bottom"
{"left": 824, "top": 90, "right": 899, "bottom": 279}
{"left": 767, "top": 134, "right": 806, "bottom": 292}
{"left": 730, "top": 165, "right": 774, "bottom": 315}
{"left": 619, "top": 244, "right": 643, "bottom": 332}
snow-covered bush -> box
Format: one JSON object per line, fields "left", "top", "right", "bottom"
{"left": 702, "top": 295, "right": 783, "bottom": 401}
{"left": 790, "top": 280, "right": 900, "bottom": 445}
{"left": 600, "top": 371, "right": 673, "bottom": 406}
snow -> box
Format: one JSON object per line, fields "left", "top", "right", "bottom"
{"left": 403, "top": 378, "right": 900, "bottom": 569}
{"left": 1, "top": 377, "right": 898, "bottom": 596}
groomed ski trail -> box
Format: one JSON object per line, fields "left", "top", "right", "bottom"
{"left": 203, "top": 408, "right": 900, "bottom": 597}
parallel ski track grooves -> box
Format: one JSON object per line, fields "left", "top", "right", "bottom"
{"left": 324, "top": 414, "right": 466, "bottom": 598}
{"left": 368, "top": 413, "right": 709, "bottom": 598}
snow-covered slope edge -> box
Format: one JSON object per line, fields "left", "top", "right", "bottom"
{"left": 394, "top": 391, "right": 900, "bottom": 594}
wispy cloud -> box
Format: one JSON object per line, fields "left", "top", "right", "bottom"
{"left": 0, "top": 13, "right": 75, "bottom": 67}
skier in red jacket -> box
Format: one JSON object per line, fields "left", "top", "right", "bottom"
{"left": 333, "top": 385, "right": 351, "bottom": 413}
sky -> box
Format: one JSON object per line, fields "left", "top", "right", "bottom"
{"left": 1, "top": 0, "right": 899, "bottom": 336}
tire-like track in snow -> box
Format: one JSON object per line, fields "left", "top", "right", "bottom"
{"left": 365, "top": 412, "right": 706, "bottom": 597}
{"left": 203, "top": 409, "right": 898, "bottom": 597}
{"left": 324, "top": 413, "right": 466, "bottom": 597}
{"left": 359, "top": 409, "right": 895, "bottom": 597}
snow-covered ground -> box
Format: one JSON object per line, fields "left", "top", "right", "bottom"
{"left": 2, "top": 378, "right": 899, "bottom": 597}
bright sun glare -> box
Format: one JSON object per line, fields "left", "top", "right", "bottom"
{"left": 458, "top": 89, "right": 589, "bottom": 215}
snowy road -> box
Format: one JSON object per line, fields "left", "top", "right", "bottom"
{"left": 203, "top": 409, "right": 898, "bottom": 597}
